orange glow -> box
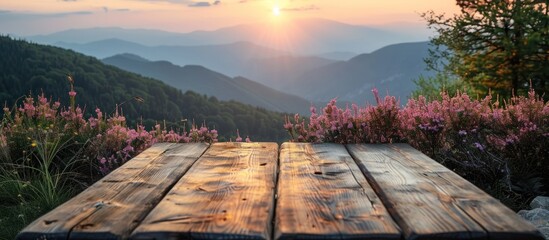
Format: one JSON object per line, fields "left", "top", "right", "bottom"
{"left": 0, "top": 0, "right": 461, "bottom": 35}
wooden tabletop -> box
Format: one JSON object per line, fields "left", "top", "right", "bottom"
{"left": 18, "top": 142, "right": 544, "bottom": 240}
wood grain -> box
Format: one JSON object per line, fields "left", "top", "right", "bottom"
{"left": 347, "top": 143, "right": 544, "bottom": 240}
{"left": 131, "top": 142, "right": 278, "bottom": 240}
{"left": 275, "top": 143, "right": 401, "bottom": 240}
{"left": 17, "top": 143, "right": 209, "bottom": 240}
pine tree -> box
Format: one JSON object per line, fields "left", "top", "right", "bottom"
{"left": 424, "top": 0, "right": 549, "bottom": 98}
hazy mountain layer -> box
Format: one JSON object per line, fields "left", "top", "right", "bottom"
{"left": 284, "top": 42, "right": 434, "bottom": 104}
{"left": 52, "top": 39, "right": 336, "bottom": 90}
{"left": 27, "top": 18, "right": 428, "bottom": 55}
{"left": 53, "top": 39, "right": 286, "bottom": 77}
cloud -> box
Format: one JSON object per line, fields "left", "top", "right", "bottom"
{"left": 238, "top": 0, "right": 265, "bottom": 2}
{"left": 188, "top": 2, "right": 211, "bottom": 7}
{"left": 0, "top": 10, "right": 93, "bottom": 19}
{"left": 136, "top": 0, "right": 192, "bottom": 4}
{"left": 102, "top": 6, "right": 131, "bottom": 13}
{"left": 188, "top": 1, "right": 221, "bottom": 7}
{"left": 132, "top": 0, "right": 221, "bottom": 7}
{"left": 50, "top": 11, "right": 94, "bottom": 17}
{"left": 281, "top": 5, "right": 319, "bottom": 11}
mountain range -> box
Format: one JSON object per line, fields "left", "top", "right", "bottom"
{"left": 100, "top": 39, "right": 433, "bottom": 106}
{"left": 51, "top": 39, "right": 335, "bottom": 82}
{"left": 47, "top": 37, "right": 433, "bottom": 104}
{"left": 21, "top": 18, "right": 435, "bottom": 109}
{"left": 102, "top": 53, "right": 311, "bottom": 115}
{"left": 27, "top": 18, "right": 429, "bottom": 55}
{"left": 284, "top": 41, "right": 434, "bottom": 104}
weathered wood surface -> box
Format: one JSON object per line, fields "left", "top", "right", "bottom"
{"left": 131, "top": 142, "right": 278, "bottom": 240}
{"left": 347, "top": 143, "right": 544, "bottom": 240}
{"left": 18, "top": 142, "right": 543, "bottom": 240}
{"left": 17, "top": 143, "right": 209, "bottom": 240}
{"left": 275, "top": 143, "right": 401, "bottom": 239}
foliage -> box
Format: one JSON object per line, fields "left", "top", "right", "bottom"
{"left": 0, "top": 36, "right": 289, "bottom": 142}
{"left": 423, "top": 0, "right": 549, "bottom": 99}
{"left": 285, "top": 88, "right": 549, "bottom": 210}
{"left": 412, "top": 73, "right": 474, "bottom": 100}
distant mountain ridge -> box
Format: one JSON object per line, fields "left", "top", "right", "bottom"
{"left": 26, "top": 18, "right": 428, "bottom": 55}
{"left": 284, "top": 41, "right": 434, "bottom": 104}
{"left": 102, "top": 54, "right": 311, "bottom": 114}
{"left": 51, "top": 38, "right": 336, "bottom": 89}
{"left": 52, "top": 39, "right": 288, "bottom": 77}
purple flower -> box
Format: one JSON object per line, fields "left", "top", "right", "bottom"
{"left": 473, "top": 142, "right": 485, "bottom": 151}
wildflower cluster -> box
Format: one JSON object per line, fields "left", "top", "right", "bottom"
{"left": 233, "top": 129, "right": 251, "bottom": 143}
{"left": 285, "top": 88, "right": 548, "bottom": 210}
{"left": 1, "top": 86, "right": 218, "bottom": 178}
{"left": 284, "top": 89, "right": 401, "bottom": 143}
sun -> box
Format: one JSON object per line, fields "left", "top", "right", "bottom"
{"left": 272, "top": 6, "right": 280, "bottom": 16}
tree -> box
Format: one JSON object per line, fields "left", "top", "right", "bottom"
{"left": 423, "top": 0, "right": 549, "bottom": 98}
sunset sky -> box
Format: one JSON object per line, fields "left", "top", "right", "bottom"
{"left": 0, "top": 0, "right": 460, "bottom": 36}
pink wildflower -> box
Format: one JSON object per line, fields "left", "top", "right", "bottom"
{"left": 235, "top": 129, "right": 242, "bottom": 142}
{"left": 372, "top": 88, "right": 380, "bottom": 105}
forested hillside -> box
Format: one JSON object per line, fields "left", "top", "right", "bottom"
{"left": 0, "top": 36, "right": 288, "bottom": 141}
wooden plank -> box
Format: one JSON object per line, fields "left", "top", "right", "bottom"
{"left": 17, "top": 143, "right": 175, "bottom": 240}
{"left": 275, "top": 143, "right": 401, "bottom": 240}
{"left": 131, "top": 142, "right": 278, "bottom": 240}
{"left": 17, "top": 143, "right": 209, "bottom": 240}
{"left": 347, "top": 143, "right": 544, "bottom": 240}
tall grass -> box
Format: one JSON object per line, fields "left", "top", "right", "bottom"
{"left": 0, "top": 138, "right": 79, "bottom": 240}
